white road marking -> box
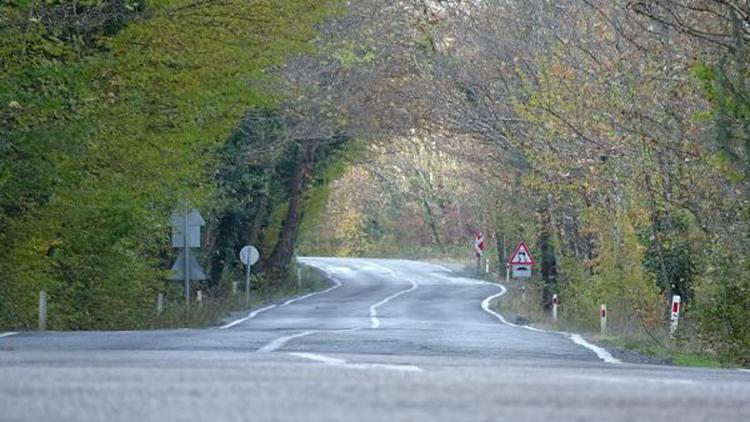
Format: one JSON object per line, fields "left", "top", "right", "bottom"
{"left": 569, "top": 334, "right": 621, "bottom": 364}
{"left": 258, "top": 331, "right": 320, "bottom": 353}
{"left": 289, "top": 352, "right": 423, "bottom": 372}
{"left": 258, "top": 328, "right": 361, "bottom": 353}
{"left": 290, "top": 351, "right": 345, "bottom": 365}
{"left": 573, "top": 374, "right": 696, "bottom": 386}
{"left": 220, "top": 264, "right": 343, "bottom": 329}
{"left": 479, "top": 281, "right": 622, "bottom": 364}
{"left": 0, "top": 332, "right": 19, "bottom": 339}
{"left": 219, "top": 304, "right": 277, "bottom": 329}
{"left": 738, "top": 369, "right": 750, "bottom": 374}
{"left": 280, "top": 277, "right": 342, "bottom": 307}
{"left": 429, "top": 264, "right": 453, "bottom": 272}
{"left": 361, "top": 260, "right": 398, "bottom": 277}
{"left": 360, "top": 260, "right": 420, "bottom": 329}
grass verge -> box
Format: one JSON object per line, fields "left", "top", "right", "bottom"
{"left": 151, "top": 263, "right": 331, "bottom": 329}
{"left": 472, "top": 267, "right": 740, "bottom": 369}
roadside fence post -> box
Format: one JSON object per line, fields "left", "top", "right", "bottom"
{"left": 552, "top": 294, "right": 558, "bottom": 322}
{"left": 197, "top": 290, "right": 203, "bottom": 308}
{"left": 157, "top": 293, "right": 164, "bottom": 316}
{"left": 38, "top": 291, "right": 47, "bottom": 331}
{"left": 600, "top": 304, "right": 607, "bottom": 337}
{"left": 670, "top": 295, "right": 681, "bottom": 338}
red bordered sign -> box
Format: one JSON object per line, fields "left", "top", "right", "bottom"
{"left": 474, "top": 230, "right": 486, "bottom": 258}
{"left": 508, "top": 240, "right": 535, "bottom": 265}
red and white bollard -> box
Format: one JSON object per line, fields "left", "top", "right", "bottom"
{"left": 552, "top": 294, "right": 559, "bottom": 322}
{"left": 600, "top": 304, "right": 607, "bottom": 337}
{"left": 670, "top": 295, "right": 681, "bottom": 337}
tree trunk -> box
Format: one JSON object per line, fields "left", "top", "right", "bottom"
{"left": 266, "top": 139, "right": 320, "bottom": 273}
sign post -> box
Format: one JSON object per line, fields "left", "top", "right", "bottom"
{"left": 240, "top": 245, "right": 260, "bottom": 308}
{"left": 169, "top": 207, "right": 206, "bottom": 309}
{"left": 505, "top": 263, "right": 510, "bottom": 283}
{"left": 670, "top": 295, "right": 681, "bottom": 337}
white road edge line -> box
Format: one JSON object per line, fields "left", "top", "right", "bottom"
{"left": 219, "top": 265, "right": 343, "bottom": 330}
{"left": 568, "top": 334, "right": 621, "bottom": 364}
{"left": 280, "top": 276, "right": 342, "bottom": 307}
{"left": 479, "top": 281, "right": 622, "bottom": 364}
{"left": 219, "top": 304, "right": 278, "bottom": 329}
{"left": 738, "top": 369, "right": 750, "bottom": 374}
{"left": 289, "top": 352, "right": 423, "bottom": 372}
{"left": 0, "top": 332, "right": 19, "bottom": 339}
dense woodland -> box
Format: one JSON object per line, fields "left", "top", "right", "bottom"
{"left": 1, "top": 1, "right": 748, "bottom": 363}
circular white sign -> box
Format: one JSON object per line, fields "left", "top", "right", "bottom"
{"left": 239, "top": 245, "right": 259, "bottom": 266}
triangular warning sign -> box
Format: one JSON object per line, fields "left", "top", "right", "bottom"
{"left": 508, "top": 240, "right": 535, "bottom": 265}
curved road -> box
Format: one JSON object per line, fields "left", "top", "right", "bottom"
{"left": 1, "top": 257, "right": 749, "bottom": 421}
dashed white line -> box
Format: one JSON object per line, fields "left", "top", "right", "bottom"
{"left": 258, "top": 330, "right": 320, "bottom": 353}
{"left": 0, "top": 332, "right": 19, "bottom": 339}
{"left": 362, "top": 260, "right": 420, "bottom": 329}
{"left": 258, "top": 328, "right": 360, "bottom": 353}
{"left": 369, "top": 281, "right": 419, "bottom": 329}
{"left": 479, "top": 280, "right": 621, "bottom": 364}
{"left": 289, "top": 352, "right": 423, "bottom": 372}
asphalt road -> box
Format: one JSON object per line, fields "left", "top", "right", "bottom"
{"left": 1, "top": 257, "right": 749, "bottom": 421}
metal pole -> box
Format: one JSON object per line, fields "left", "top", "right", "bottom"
{"left": 245, "top": 263, "right": 251, "bottom": 308}
{"left": 184, "top": 209, "right": 190, "bottom": 307}
{"left": 38, "top": 291, "right": 47, "bottom": 331}
{"left": 476, "top": 255, "right": 481, "bottom": 276}
{"left": 505, "top": 264, "right": 510, "bottom": 284}
{"left": 297, "top": 267, "right": 302, "bottom": 288}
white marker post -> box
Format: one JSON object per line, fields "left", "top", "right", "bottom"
{"left": 157, "top": 293, "right": 164, "bottom": 316}
{"left": 38, "top": 291, "right": 47, "bottom": 331}
{"left": 232, "top": 282, "right": 237, "bottom": 296}
{"left": 196, "top": 290, "right": 203, "bottom": 308}
{"left": 239, "top": 245, "right": 260, "bottom": 309}
{"left": 600, "top": 304, "right": 607, "bottom": 337}
{"left": 670, "top": 295, "right": 681, "bottom": 337}
{"left": 552, "top": 294, "right": 558, "bottom": 322}
{"left": 485, "top": 258, "right": 490, "bottom": 274}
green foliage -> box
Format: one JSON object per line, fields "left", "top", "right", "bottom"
{"left": 639, "top": 213, "right": 697, "bottom": 302}
{"left": 0, "top": 0, "right": 341, "bottom": 329}
{"left": 692, "top": 60, "right": 750, "bottom": 177}
{"left": 694, "top": 244, "right": 750, "bottom": 365}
